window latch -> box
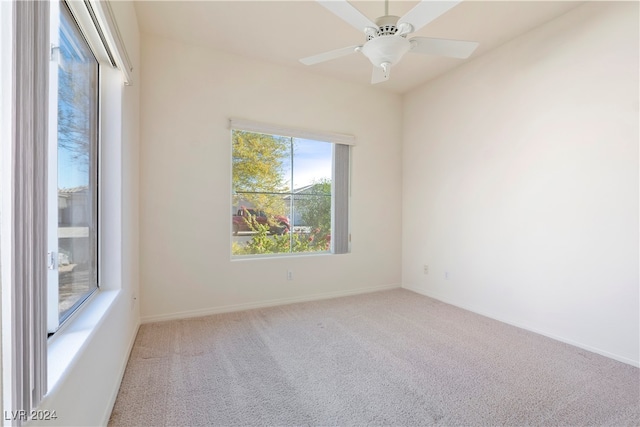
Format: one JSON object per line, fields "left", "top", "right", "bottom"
{"left": 50, "top": 44, "right": 60, "bottom": 63}
{"left": 47, "top": 252, "right": 57, "bottom": 270}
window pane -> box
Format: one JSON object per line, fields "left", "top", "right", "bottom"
{"left": 231, "top": 195, "right": 292, "bottom": 255}
{"left": 291, "top": 193, "right": 332, "bottom": 252}
{"left": 57, "top": 4, "right": 98, "bottom": 322}
{"left": 289, "top": 138, "right": 332, "bottom": 253}
{"left": 231, "top": 130, "right": 337, "bottom": 256}
{"left": 291, "top": 138, "right": 332, "bottom": 190}
{"left": 232, "top": 130, "right": 290, "bottom": 195}
{"left": 232, "top": 131, "right": 290, "bottom": 255}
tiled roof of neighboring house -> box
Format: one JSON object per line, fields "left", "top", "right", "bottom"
{"left": 291, "top": 184, "right": 315, "bottom": 194}
{"left": 282, "top": 184, "right": 331, "bottom": 200}
{"left": 59, "top": 186, "right": 89, "bottom": 194}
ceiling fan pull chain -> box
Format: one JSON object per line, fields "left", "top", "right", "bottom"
{"left": 381, "top": 62, "right": 391, "bottom": 79}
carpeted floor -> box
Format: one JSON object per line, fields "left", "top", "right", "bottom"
{"left": 109, "top": 289, "right": 640, "bottom": 426}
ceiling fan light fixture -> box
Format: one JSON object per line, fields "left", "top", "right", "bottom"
{"left": 360, "top": 35, "right": 411, "bottom": 68}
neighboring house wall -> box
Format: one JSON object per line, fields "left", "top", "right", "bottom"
{"left": 58, "top": 187, "right": 89, "bottom": 226}
{"left": 139, "top": 35, "right": 403, "bottom": 321}
{"left": 58, "top": 187, "right": 91, "bottom": 264}
{"left": 283, "top": 184, "right": 331, "bottom": 226}
{"left": 402, "top": 2, "right": 639, "bottom": 366}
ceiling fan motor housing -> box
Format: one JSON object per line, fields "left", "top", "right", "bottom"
{"left": 367, "top": 15, "right": 402, "bottom": 40}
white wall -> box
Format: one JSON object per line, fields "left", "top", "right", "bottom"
{"left": 402, "top": 1, "right": 639, "bottom": 366}
{"left": 30, "top": 2, "right": 141, "bottom": 425}
{"left": 139, "top": 36, "right": 403, "bottom": 322}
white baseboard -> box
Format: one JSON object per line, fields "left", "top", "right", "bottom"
{"left": 100, "top": 319, "right": 141, "bottom": 426}
{"left": 403, "top": 284, "right": 639, "bottom": 368}
{"left": 141, "top": 284, "right": 401, "bottom": 324}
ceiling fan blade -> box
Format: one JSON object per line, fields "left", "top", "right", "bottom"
{"left": 398, "top": 0, "right": 461, "bottom": 33}
{"left": 300, "top": 45, "right": 361, "bottom": 65}
{"left": 371, "top": 65, "right": 389, "bottom": 84}
{"left": 317, "top": 0, "right": 377, "bottom": 32}
{"left": 409, "top": 37, "right": 479, "bottom": 59}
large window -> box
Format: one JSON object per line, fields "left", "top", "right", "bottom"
{"left": 2, "top": 0, "right": 132, "bottom": 417}
{"left": 47, "top": 1, "right": 99, "bottom": 332}
{"left": 231, "top": 124, "right": 351, "bottom": 256}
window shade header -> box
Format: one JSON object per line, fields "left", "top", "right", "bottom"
{"left": 229, "top": 118, "right": 356, "bottom": 146}
{"left": 67, "top": 0, "right": 133, "bottom": 85}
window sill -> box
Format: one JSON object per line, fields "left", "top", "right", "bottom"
{"left": 231, "top": 251, "right": 333, "bottom": 261}
{"left": 46, "top": 289, "right": 120, "bottom": 394}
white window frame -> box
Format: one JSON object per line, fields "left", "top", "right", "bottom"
{"left": 229, "top": 119, "right": 353, "bottom": 257}
{"left": 46, "top": 0, "right": 130, "bottom": 333}
{"left": 47, "top": 0, "right": 103, "bottom": 333}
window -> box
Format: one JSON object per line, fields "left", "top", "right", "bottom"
{"left": 47, "top": 1, "right": 99, "bottom": 333}
{"left": 47, "top": 1, "right": 99, "bottom": 332}
{"left": 3, "top": 0, "right": 132, "bottom": 417}
{"left": 230, "top": 121, "right": 352, "bottom": 256}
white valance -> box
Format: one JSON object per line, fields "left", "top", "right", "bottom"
{"left": 67, "top": 0, "right": 133, "bottom": 85}
{"left": 93, "top": 1, "right": 133, "bottom": 85}
{"left": 229, "top": 118, "right": 356, "bottom": 146}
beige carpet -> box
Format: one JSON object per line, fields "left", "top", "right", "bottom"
{"left": 109, "top": 289, "right": 640, "bottom": 426}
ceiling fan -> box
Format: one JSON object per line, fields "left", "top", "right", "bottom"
{"left": 300, "top": 0, "right": 479, "bottom": 84}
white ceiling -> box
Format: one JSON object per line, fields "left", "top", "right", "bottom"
{"left": 134, "top": 1, "right": 583, "bottom": 94}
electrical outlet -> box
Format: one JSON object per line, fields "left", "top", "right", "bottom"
{"left": 444, "top": 271, "right": 450, "bottom": 280}
{"left": 287, "top": 270, "right": 293, "bottom": 281}
{"left": 423, "top": 265, "right": 429, "bottom": 275}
